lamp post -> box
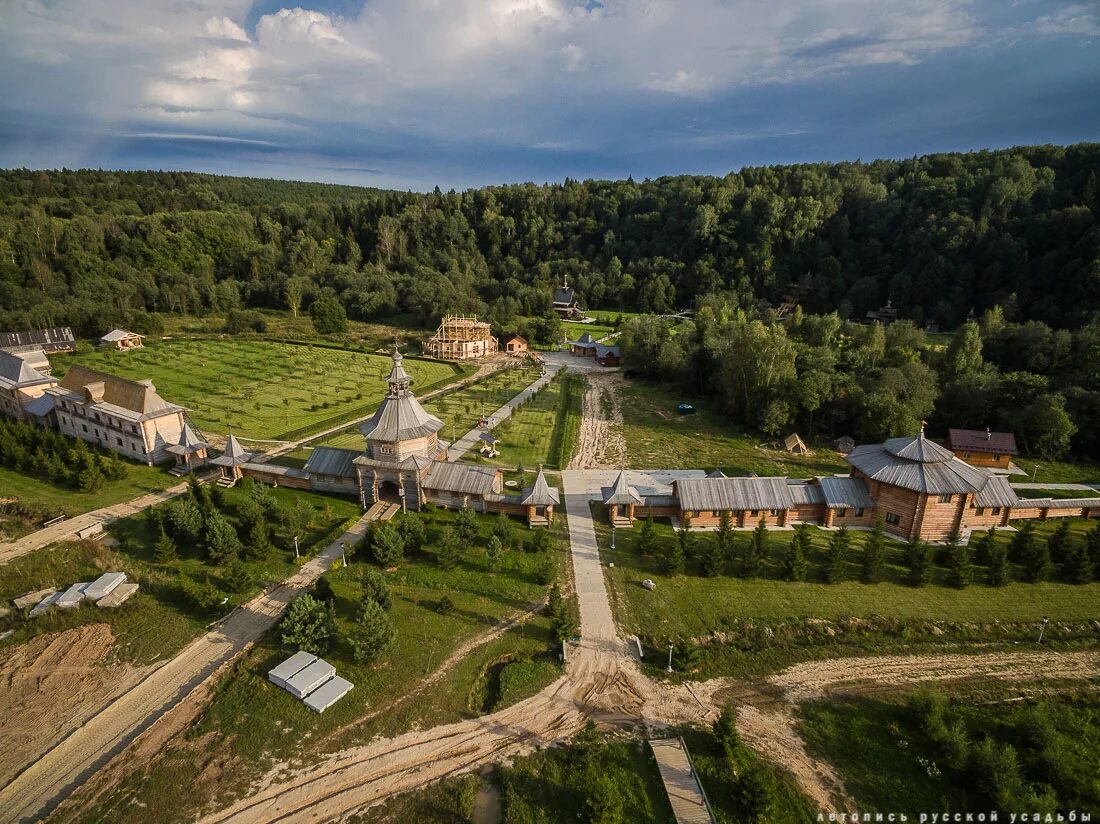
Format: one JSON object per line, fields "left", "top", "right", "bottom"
{"left": 611, "top": 522, "right": 616, "bottom": 551}
{"left": 1032, "top": 464, "right": 1040, "bottom": 482}
{"left": 1038, "top": 615, "right": 1050, "bottom": 645}
{"left": 399, "top": 487, "right": 407, "bottom": 514}
{"left": 666, "top": 641, "right": 674, "bottom": 674}
{"left": 293, "top": 535, "right": 300, "bottom": 559}
{"left": 341, "top": 541, "right": 348, "bottom": 566}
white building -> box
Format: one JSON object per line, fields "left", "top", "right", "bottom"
{"left": 0, "top": 350, "right": 58, "bottom": 421}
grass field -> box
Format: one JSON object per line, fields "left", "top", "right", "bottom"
{"left": 617, "top": 380, "right": 850, "bottom": 475}
{"left": 594, "top": 507, "right": 1100, "bottom": 676}
{"left": 66, "top": 505, "right": 571, "bottom": 823}
{"left": 0, "top": 462, "right": 179, "bottom": 520}
{"left": 51, "top": 339, "right": 462, "bottom": 441}
{"left": 563, "top": 319, "right": 615, "bottom": 339}
{"left": 473, "top": 373, "right": 582, "bottom": 470}
{"left": 798, "top": 690, "right": 1100, "bottom": 817}
{"left": 1013, "top": 456, "right": 1100, "bottom": 485}
{"left": 0, "top": 484, "right": 359, "bottom": 663}
{"left": 314, "top": 362, "right": 541, "bottom": 451}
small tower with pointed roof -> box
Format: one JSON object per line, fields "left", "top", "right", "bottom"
{"left": 520, "top": 465, "right": 560, "bottom": 526}
{"left": 357, "top": 345, "right": 445, "bottom": 464}
{"left": 601, "top": 469, "right": 643, "bottom": 527}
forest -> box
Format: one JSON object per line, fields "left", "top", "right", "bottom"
{"left": 0, "top": 143, "right": 1098, "bottom": 338}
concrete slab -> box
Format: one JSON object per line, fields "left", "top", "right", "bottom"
{"left": 303, "top": 676, "right": 353, "bottom": 713}
{"left": 29, "top": 590, "right": 64, "bottom": 617}
{"left": 268, "top": 651, "right": 318, "bottom": 689}
{"left": 85, "top": 572, "right": 126, "bottom": 601}
{"left": 13, "top": 588, "right": 58, "bottom": 609}
{"left": 56, "top": 583, "right": 91, "bottom": 609}
{"left": 284, "top": 659, "right": 335, "bottom": 698}
{"left": 95, "top": 582, "right": 139, "bottom": 608}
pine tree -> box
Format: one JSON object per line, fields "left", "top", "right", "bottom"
{"left": 153, "top": 526, "right": 178, "bottom": 564}
{"left": 905, "top": 536, "right": 933, "bottom": 587}
{"left": 1021, "top": 535, "right": 1052, "bottom": 583}
{"left": 205, "top": 510, "right": 242, "bottom": 564}
{"left": 224, "top": 558, "right": 253, "bottom": 593}
{"left": 547, "top": 583, "right": 574, "bottom": 641}
{"left": 1087, "top": 524, "right": 1100, "bottom": 572}
{"left": 972, "top": 527, "right": 996, "bottom": 566}
{"left": 371, "top": 521, "right": 406, "bottom": 567}
{"left": 246, "top": 516, "right": 273, "bottom": 561}
{"left": 350, "top": 598, "right": 395, "bottom": 663}
{"left": 861, "top": 520, "right": 885, "bottom": 583}
{"left": 437, "top": 527, "right": 463, "bottom": 570}
{"left": 486, "top": 535, "right": 503, "bottom": 573}
{"left": 360, "top": 567, "right": 393, "bottom": 611}
{"left": 491, "top": 512, "right": 514, "bottom": 551}
{"left": 743, "top": 517, "right": 768, "bottom": 578}
{"left": 987, "top": 543, "right": 1008, "bottom": 586}
{"left": 824, "top": 527, "right": 850, "bottom": 583}
{"left": 454, "top": 503, "right": 478, "bottom": 543}
{"left": 536, "top": 552, "right": 557, "bottom": 585}
{"left": 947, "top": 543, "right": 972, "bottom": 588}
{"left": 1009, "top": 521, "right": 1036, "bottom": 563}
{"left": 636, "top": 513, "right": 658, "bottom": 556}
{"left": 1046, "top": 520, "right": 1071, "bottom": 567}
{"left": 782, "top": 526, "right": 810, "bottom": 582}
{"left": 701, "top": 534, "right": 726, "bottom": 577}
{"left": 1061, "top": 539, "right": 1093, "bottom": 584}
{"left": 399, "top": 512, "right": 426, "bottom": 553}
{"left": 716, "top": 510, "right": 734, "bottom": 560}
{"left": 713, "top": 704, "right": 741, "bottom": 756}
{"left": 279, "top": 594, "right": 334, "bottom": 655}
{"left": 664, "top": 517, "right": 688, "bottom": 576}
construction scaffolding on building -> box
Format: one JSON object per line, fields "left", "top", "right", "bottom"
{"left": 425, "top": 315, "right": 499, "bottom": 360}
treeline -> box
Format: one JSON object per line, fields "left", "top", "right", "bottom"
{"left": 620, "top": 297, "right": 1096, "bottom": 459}
{"left": 1, "top": 142, "right": 1098, "bottom": 337}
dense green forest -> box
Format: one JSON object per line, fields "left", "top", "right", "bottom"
{"left": 1, "top": 143, "right": 1098, "bottom": 337}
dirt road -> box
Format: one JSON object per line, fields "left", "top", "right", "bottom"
{"left": 0, "top": 514, "right": 375, "bottom": 824}
{"left": 569, "top": 373, "right": 626, "bottom": 469}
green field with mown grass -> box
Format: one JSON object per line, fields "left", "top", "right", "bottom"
{"left": 61, "top": 504, "right": 571, "bottom": 824}
{"left": 0, "top": 462, "right": 180, "bottom": 522}
{"left": 51, "top": 338, "right": 462, "bottom": 441}
{"left": 472, "top": 372, "right": 582, "bottom": 470}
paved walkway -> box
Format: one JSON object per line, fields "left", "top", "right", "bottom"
{"left": 649, "top": 737, "right": 715, "bottom": 824}
{"left": 447, "top": 365, "right": 564, "bottom": 462}
{"left": 0, "top": 482, "right": 193, "bottom": 566}
{"left": 0, "top": 513, "right": 376, "bottom": 823}
{"left": 561, "top": 470, "right": 619, "bottom": 648}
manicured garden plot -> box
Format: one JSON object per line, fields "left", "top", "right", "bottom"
{"left": 70, "top": 506, "right": 571, "bottom": 822}
{"left": 617, "top": 380, "right": 849, "bottom": 475}
{"left": 475, "top": 373, "right": 581, "bottom": 469}
{"left": 51, "top": 339, "right": 459, "bottom": 441}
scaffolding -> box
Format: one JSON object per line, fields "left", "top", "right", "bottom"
{"left": 425, "top": 315, "right": 499, "bottom": 360}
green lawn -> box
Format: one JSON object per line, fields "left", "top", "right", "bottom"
{"left": 1015, "top": 455, "right": 1100, "bottom": 485}
{"left": 473, "top": 373, "right": 582, "bottom": 470}
{"left": 0, "top": 462, "right": 180, "bottom": 520}
{"left": 617, "top": 380, "right": 850, "bottom": 475}
{"left": 594, "top": 507, "right": 1100, "bottom": 676}
{"left": 0, "top": 484, "right": 359, "bottom": 664}
{"left": 563, "top": 319, "right": 615, "bottom": 339}
{"left": 64, "top": 505, "right": 572, "bottom": 824}
{"left": 51, "top": 339, "right": 461, "bottom": 441}
{"left": 798, "top": 691, "right": 1100, "bottom": 817}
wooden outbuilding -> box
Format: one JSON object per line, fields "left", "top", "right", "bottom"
{"left": 502, "top": 333, "right": 528, "bottom": 355}
{"left": 947, "top": 428, "right": 1018, "bottom": 469}
{"left": 783, "top": 433, "right": 811, "bottom": 455}
{"left": 211, "top": 431, "right": 256, "bottom": 485}
{"left": 520, "top": 466, "right": 559, "bottom": 526}
{"left": 99, "top": 329, "right": 145, "bottom": 350}
{"left": 602, "top": 470, "right": 644, "bottom": 527}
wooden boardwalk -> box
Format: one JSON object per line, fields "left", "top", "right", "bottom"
{"left": 649, "top": 737, "right": 715, "bottom": 824}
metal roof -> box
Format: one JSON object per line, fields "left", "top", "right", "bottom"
{"left": 241, "top": 462, "right": 310, "bottom": 479}
{"left": 847, "top": 434, "right": 991, "bottom": 494}
{"left": 304, "top": 446, "right": 360, "bottom": 478}
{"left": 674, "top": 476, "right": 794, "bottom": 511}
{"left": 948, "top": 428, "right": 1019, "bottom": 455}
{"left": 211, "top": 432, "right": 256, "bottom": 466}
{"left": 0, "top": 327, "right": 74, "bottom": 352}
{"left": 1016, "top": 496, "right": 1099, "bottom": 510}
{"left": 602, "top": 469, "right": 644, "bottom": 505}
{"left": 787, "top": 482, "right": 826, "bottom": 506}
{"left": 817, "top": 476, "right": 875, "bottom": 509}
{"left": 422, "top": 462, "right": 499, "bottom": 496}
{"left": 58, "top": 365, "right": 180, "bottom": 418}
{"left": 166, "top": 424, "right": 209, "bottom": 455}
{"left": 553, "top": 286, "right": 576, "bottom": 305}
{"left": 521, "top": 467, "right": 560, "bottom": 506}
{"left": 22, "top": 394, "right": 55, "bottom": 417}
{"left": 100, "top": 329, "right": 143, "bottom": 342}
{"left": 972, "top": 476, "right": 1021, "bottom": 508}
{"left": 0, "top": 349, "right": 54, "bottom": 389}
{"left": 706, "top": 469, "right": 727, "bottom": 479}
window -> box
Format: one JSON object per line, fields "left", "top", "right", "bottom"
{"left": 976, "top": 507, "right": 985, "bottom": 516}
{"left": 712, "top": 511, "right": 721, "bottom": 518}
{"left": 116, "top": 437, "right": 123, "bottom": 446}
{"left": 378, "top": 445, "right": 393, "bottom": 455}
{"left": 836, "top": 508, "right": 848, "bottom": 518}
{"left": 749, "top": 509, "right": 758, "bottom": 517}
{"left": 132, "top": 425, "right": 138, "bottom": 434}
{"left": 771, "top": 509, "right": 781, "bottom": 516}
{"left": 992, "top": 506, "right": 1002, "bottom": 515}
{"left": 82, "top": 424, "right": 88, "bottom": 433}
{"left": 938, "top": 494, "right": 952, "bottom": 503}
{"left": 855, "top": 508, "right": 865, "bottom": 517}
{"left": 885, "top": 512, "right": 900, "bottom": 525}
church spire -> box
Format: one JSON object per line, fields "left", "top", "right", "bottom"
{"left": 385, "top": 342, "right": 412, "bottom": 395}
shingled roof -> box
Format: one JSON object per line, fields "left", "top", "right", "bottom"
{"left": 948, "top": 428, "right": 1019, "bottom": 456}
{"left": 602, "top": 470, "right": 644, "bottom": 506}
{"left": 359, "top": 348, "right": 443, "bottom": 443}
{"left": 521, "top": 467, "right": 560, "bottom": 506}
{"left": 847, "top": 431, "right": 991, "bottom": 494}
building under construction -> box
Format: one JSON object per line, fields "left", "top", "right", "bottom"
{"left": 425, "top": 315, "right": 498, "bottom": 360}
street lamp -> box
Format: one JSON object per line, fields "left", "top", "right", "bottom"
{"left": 1032, "top": 464, "right": 1040, "bottom": 482}
{"left": 666, "top": 641, "right": 674, "bottom": 674}
{"left": 341, "top": 541, "right": 348, "bottom": 566}
{"left": 611, "top": 522, "right": 616, "bottom": 551}
{"left": 293, "top": 535, "right": 300, "bottom": 559}
{"left": 1038, "top": 615, "right": 1050, "bottom": 645}
{"left": 399, "top": 487, "right": 407, "bottom": 514}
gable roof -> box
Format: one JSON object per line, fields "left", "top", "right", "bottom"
{"left": 553, "top": 286, "right": 576, "bottom": 306}
{"left": 675, "top": 476, "right": 794, "bottom": 512}
{"left": 972, "top": 475, "right": 1021, "bottom": 508}
{"left": 0, "top": 327, "right": 74, "bottom": 353}
{"left": 100, "top": 329, "right": 143, "bottom": 343}
{"left": 521, "top": 467, "right": 560, "bottom": 506}
{"left": 422, "top": 462, "right": 499, "bottom": 496}
{"left": 0, "top": 349, "right": 55, "bottom": 389}
{"left": 787, "top": 482, "right": 826, "bottom": 506}
{"left": 947, "top": 428, "right": 1019, "bottom": 456}
{"left": 57, "top": 365, "right": 179, "bottom": 418}
{"left": 847, "top": 432, "right": 991, "bottom": 494}
{"left": 602, "top": 470, "right": 644, "bottom": 505}
{"left": 502, "top": 333, "right": 527, "bottom": 344}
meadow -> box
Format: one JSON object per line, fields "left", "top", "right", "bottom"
{"left": 0, "top": 462, "right": 180, "bottom": 521}
{"left": 62, "top": 505, "right": 572, "bottom": 823}
{"left": 51, "top": 339, "right": 462, "bottom": 441}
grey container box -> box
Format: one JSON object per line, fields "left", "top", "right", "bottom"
{"left": 85, "top": 572, "right": 127, "bottom": 602}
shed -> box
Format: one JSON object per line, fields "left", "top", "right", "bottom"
{"left": 783, "top": 433, "right": 811, "bottom": 455}
{"left": 85, "top": 572, "right": 127, "bottom": 601}
{"left": 268, "top": 651, "right": 319, "bottom": 688}
{"left": 284, "top": 658, "right": 336, "bottom": 698}
{"left": 99, "top": 329, "right": 145, "bottom": 350}
{"left": 502, "top": 333, "right": 528, "bottom": 354}
{"left": 303, "top": 676, "right": 354, "bottom": 713}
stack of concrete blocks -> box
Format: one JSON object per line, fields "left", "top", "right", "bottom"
{"left": 267, "top": 652, "right": 354, "bottom": 714}
{"left": 19, "top": 572, "right": 139, "bottom": 618}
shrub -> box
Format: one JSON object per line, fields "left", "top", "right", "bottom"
{"left": 360, "top": 567, "right": 393, "bottom": 611}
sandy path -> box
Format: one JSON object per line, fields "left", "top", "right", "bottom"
{"left": 569, "top": 374, "right": 626, "bottom": 469}
{"left": 0, "top": 626, "right": 151, "bottom": 789}
{"left": 0, "top": 514, "right": 375, "bottom": 824}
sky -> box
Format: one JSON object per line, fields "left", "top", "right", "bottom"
{"left": 0, "top": 0, "right": 1097, "bottom": 191}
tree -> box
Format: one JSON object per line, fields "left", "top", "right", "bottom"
{"left": 1088, "top": 524, "right": 1100, "bottom": 574}
{"left": 713, "top": 704, "right": 741, "bottom": 756}
{"left": 636, "top": 514, "right": 658, "bottom": 556}
{"left": 664, "top": 515, "right": 689, "bottom": 575}
{"left": 399, "top": 512, "right": 426, "bottom": 553}
{"left": 205, "top": 510, "right": 242, "bottom": 564}
{"left": 491, "top": 512, "right": 514, "bottom": 551}
{"left": 154, "top": 526, "right": 178, "bottom": 564}
{"left": 178, "top": 573, "right": 223, "bottom": 612}
{"left": 824, "top": 527, "right": 850, "bottom": 583}
{"left": 782, "top": 526, "right": 810, "bottom": 582}
{"left": 905, "top": 536, "right": 933, "bottom": 587}
{"left": 972, "top": 527, "right": 996, "bottom": 566}
{"left": 1009, "top": 521, "right": 1036, "bottom": 563}
{"left": 77, "top": 465, "right": 104, "bottom": 493}
{"left": 310, "top": 293, "right": 347, "bottom": 334}
{"left": 861, "top": 520, "right": 885, "bottom": 583}
{"left": 223, "top": 558, "right": 252, "bottom": 593}
{"left": 1046, "top": 519, "right": 1071, "bottom": 567}
{"left": 547, "top": 583, "right": 574, "bottom": 641}
{"left": 350, "top": 598, "right": 394, "bottom": 663}
{"left": 536, "top": 552, "right": 557, "bottom": 585}
{"left": 743, "top": 517, "right": 768, "bottom": 577}
{"left": 246, "top": 516, "right": 273, "bottom": 561}
{"left": 280, "top": 594, "right": 335, "bottom": 655}
{"left": 944, "top": 320, "right": 984, "bottom": 376}
{"left": 486, "top": 535, "right": 503, "bottom": 573}
{"left": 716, "top": 510, "right": 734, "bottom": 560}
{"left": 360, "top": 567, "right": 393, "bottom": 611}
{"left": 371, "top": 521, "right": 406, "bottom": 567}
{"left": 987, "top": 543, "right": 1009, "bottom": 586}
{"left": 1021, "top": 534, "right": 1052, "bottom": 583}
{"left": 284, "top": 276, "right": 305, "bottom": 317}
{"left": 436, "top": 526, "right": 463, "bottom": 569}
{"left": 454, "top": 504, "right": 478, "bottom": 543}
{"left": 947, "top": 543, "right": 972, "bottom": 588}
{"left": 701, "top": 534, "right": 726, "bottom": 577}
{"left": 167, "top": 496, "right": 202, "bottom": 542}
{"left": 583, "top": 768, "right": 624, "bottom": 824}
